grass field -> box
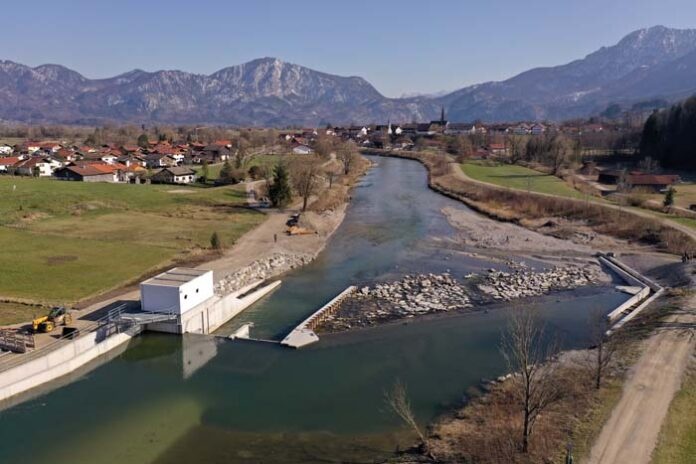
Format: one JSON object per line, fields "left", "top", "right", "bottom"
{"left": 461, "top": 161, "right": 585, "bottom": 199}
{"left": 0, "top": 177, "right": 264, "bottom": 306}
{"left": 628, "top": 183, "right": 696, "bottom": 210}
{"left": 652, "top": 368, "right": 696, "bottom": 463}
{"left": 0, "top": 302, "right": 48, "bottom": 326}
{"left": 193, "top": 154, "right": 282, "bottom": 180}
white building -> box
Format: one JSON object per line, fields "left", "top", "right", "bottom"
{"left": 140, "top": 268, "right": 214, "bottom": 315}
{"left": 0, "top": 145, "right": 13, "bottom": 155}
{"left": 292, "top": 145, "right": 313, "bottom": 155}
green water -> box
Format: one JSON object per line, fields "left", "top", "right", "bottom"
{"left": 0, "top": 156, "right": 628, "bottom": 464}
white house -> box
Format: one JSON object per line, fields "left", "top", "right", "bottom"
{"left": 0, "top": 145, "right": 13, "bottom": 155}
{"left": 140, "top": 268, "right": 214, "bottom": 316}
{"left": 151, "top": 166, "right": 196, "bottom": 184}
{"left": 14, "top": 157, "right": 63, "bottom": 176}
{"left": 530, "top": 124, "right": 546, "bottom": 136}
{"left": 388, "top": 123, "right": 403, "bottom": 136}
{"left": 0, "top": 156, "right": 24, "bottom": 173}
{"left": 292, "top": 145, "right": 314, "bottom": 155}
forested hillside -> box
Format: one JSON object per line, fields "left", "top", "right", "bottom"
{"left": 640, "top": 95, "right": 696, "bottom": 169}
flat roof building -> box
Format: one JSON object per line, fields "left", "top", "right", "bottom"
{"left": 140, "top": 268, "right": 214, "bottom": 315}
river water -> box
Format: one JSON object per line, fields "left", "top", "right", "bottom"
{"left": 0, "top": 156, "right": 628, "bottom": 464}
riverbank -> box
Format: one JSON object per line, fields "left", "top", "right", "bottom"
{"left": 366, "top": 149, "right": 696, "bottom": 256}
{"left": 208, "top": 156, "right": 372, "bottom": 293}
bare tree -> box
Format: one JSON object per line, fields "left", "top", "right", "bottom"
{"left": 290, "top": 156, "right": 322, "bottom": 212}
{"left": 508, "top": 135, "right": 528, "bottom": 164}
{"left": 337, "top": 141, "right": 358, "bottom": 175}
{"left": 385, "top": 380, "right": 435, "bottom": 461}
{"left": 323, "top": 163, "right": 341, "bottom": 189}
{"left": 548, "top": 135, "right": 574, "bottom": 174}
{"left": 588, "top": 309, "right": 621, "bottom": 390}
{"left": 501, "top": 307, "right": 563, "bottom": 453}
{"left": 314, "top": 133, "right": 336, "bottom": 159}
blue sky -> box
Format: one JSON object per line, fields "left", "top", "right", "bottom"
{"left": 3, "top": 0, "right": 696, "bottom": 97}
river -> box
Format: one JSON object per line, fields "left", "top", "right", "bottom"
{"left": 0, "top": 156, "right": 628, "bottom": 464}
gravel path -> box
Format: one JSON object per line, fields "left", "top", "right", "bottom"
{"left": 584, "top": 293, "right": 696, "bottom": 464}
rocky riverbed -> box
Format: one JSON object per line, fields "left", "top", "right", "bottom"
{"left": 319, "top": 273, "right": 472, "bottom": 332}
{"left": 477, "top": 264, "right": 604, "bottom": 301}
{"left": 215, "top": 252, "right": 314, "bottom": 294}
{"left": 317, "top": 263, "right": 606, "bottom": 333}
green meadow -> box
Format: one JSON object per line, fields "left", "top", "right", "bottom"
{"left": 0, "top": 177, "right": 264, "bottom": 305}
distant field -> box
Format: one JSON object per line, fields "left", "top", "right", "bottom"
{"left": 461, "top": 161, "right": 584, "bottom": 199}
{"left": 0, "top": 177, "right": 264, "bottom": 306}
{"left": 0, "top": 137, "right": 26, "bottom": 146}
{"left": 193, "top": 154, "right": 282, "bottom": 180}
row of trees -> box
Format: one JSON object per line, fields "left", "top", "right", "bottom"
{"left": 269, "top": 141, "right": 360, "bottom": 210}
{"left": 508, "top": 134, "right": 581, "bottom": 173}
{"left": 640, "top": 95, "right": 696, "bottom": 170}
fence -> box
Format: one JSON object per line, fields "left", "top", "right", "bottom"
{"left": 0, "top": 304, "right": 133, "bottom": 374}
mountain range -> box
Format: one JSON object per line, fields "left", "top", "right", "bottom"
{"left": 1, "top": 25, "right": 696, "bottom": 126}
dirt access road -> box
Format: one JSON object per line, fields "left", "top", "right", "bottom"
{"left": 585, "top": 293, "right": 696, "bottom": 464}
{"left": 444, "top": 160, "right": 696, "bottom": 464}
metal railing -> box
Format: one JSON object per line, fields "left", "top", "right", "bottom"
{"left": 0, "top": 303, "right": 134, "bottom": 373}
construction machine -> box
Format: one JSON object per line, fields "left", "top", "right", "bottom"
{"left": 32, "top": 307, "right": 73, "bottom": 333}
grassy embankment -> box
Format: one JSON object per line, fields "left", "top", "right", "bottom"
{"left": 652, "top": 364, "right": 696, "bottom": 464}
{"left": 461, "top": 160, "right": 585, "bottom": 199}
{"left": 382, "top": 150, "right": 696, "bottom": 255}
{"left": 462, "top": 160, "right": 696, "bottom": 231}
{"left": 0, "top": 177, "right": 264, "bottom": 322}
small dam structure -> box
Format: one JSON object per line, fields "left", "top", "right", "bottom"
{"left": 598, "top": 254, "right": 664, "bottom": 332}
{"left": 120, "top": 268, "right": 282, "bottom": 335}
{"left": 281, "top": 286, "right": 357, "bottom": 348}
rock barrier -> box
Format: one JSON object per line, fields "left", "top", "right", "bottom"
{"left": 215, "top": 252, "right": 314, "bottom": 294}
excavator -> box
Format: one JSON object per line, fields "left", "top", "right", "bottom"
{"left": 32, "top": 307, "right": 72, "bottom": 333}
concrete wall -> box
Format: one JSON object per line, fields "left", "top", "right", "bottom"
{"left": 147, "top": 280, "right": 282, "bottom": 335}
{"left": 141, "top": 284, "right": 180, "bottom": 314}
{"left": 178, "top": 272, "right": 214, "bottom": 314}
{"left": 0, "top": 326, "right": 136, "bottom": 403}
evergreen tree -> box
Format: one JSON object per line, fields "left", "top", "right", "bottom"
{"left": 200, "top": 160, "right": 209, "bottom": 182}
{"left": 219, "top": 159, "right": 234, "bottom": 182}
{"left": 210, "top": 231, "right": 222, "bottom": 250}
{"left": 137, "top": 133, "right": 149, "bottom": 148}
{"left": 269, "top": 164, "right": 292, "bottom": 208}
{"left": 664, "top": 187, "right": 676, "bottom": 208}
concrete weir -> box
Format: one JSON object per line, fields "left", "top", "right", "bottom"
{"left": 281, "top": 286, "right": 356, "bottom": 348}
{"left": 599, "top": 254, "right": 664, "bottom": 332}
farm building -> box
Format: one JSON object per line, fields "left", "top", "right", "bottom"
{"left": 151, "top": 167, "right": 196, "bottom": 184}
{"left": 627, "top": 174, "right": 680, "bottom": 192}
{"left": 53, "top": 165, "right": 119, "bottom": 182}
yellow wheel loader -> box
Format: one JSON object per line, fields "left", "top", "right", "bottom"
{"left": 32, "top": 307, "right": 73, "bottom": 333}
